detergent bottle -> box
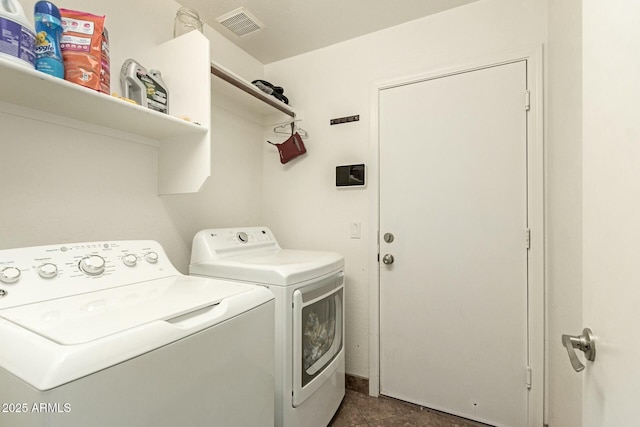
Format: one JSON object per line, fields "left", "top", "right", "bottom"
{"left": 121, "top": 59, "right": 169, "bottom": 114}
{"left": 34, "top": 1, "right": 63, "bottom": 78}
{"left": 0, "top": 0, "right": 36, "bottom": 68}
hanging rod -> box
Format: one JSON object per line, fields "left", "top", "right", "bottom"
{"left": 210, "top": 62, "right": 295, "bottom": 119}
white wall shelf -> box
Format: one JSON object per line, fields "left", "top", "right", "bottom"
{"left": 210, "top": 61, "right": 295, "bottom": 123}
{"left": 0, "top": 31, "right": 211, "bottom": 195}
{"left": 0, "top": 60, "right": 206, "bottom": 140}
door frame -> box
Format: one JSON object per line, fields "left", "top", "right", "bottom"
{"left": 367, "top": 46, "right": 544, "bottom": 426}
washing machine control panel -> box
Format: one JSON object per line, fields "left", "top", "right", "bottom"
{"left": 0, "top": 241, "right": 177, "bottom": 309}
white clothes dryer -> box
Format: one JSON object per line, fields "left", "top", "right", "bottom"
{"left": 0, "top": 240, "right": 275, "bottom": 427}
{"left": 190, "top": 227, "right": 345, "bottom": 427}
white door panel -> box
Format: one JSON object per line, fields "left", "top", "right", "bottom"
{"left": 379, "top": 61, "right": 528, "bottom": 426}
{"left": 582, "top": 2, "right": 640, "bottom": 426}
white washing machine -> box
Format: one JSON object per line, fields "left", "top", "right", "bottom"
{"left": 0, "top": 240, "right": 275, "bottom": 427}
{"left": 190, "top": 227, "right": 345, "bottom": 427}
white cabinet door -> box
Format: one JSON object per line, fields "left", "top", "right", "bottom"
{"left": 379, "top": 61, "right": 529, "bottom": 427}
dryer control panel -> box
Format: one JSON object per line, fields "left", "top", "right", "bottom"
{"left": 0, "top": 241, "right": 178, "bottom": 309}
{"left": 191, "top": 227, "right": 280, "bottom": 264}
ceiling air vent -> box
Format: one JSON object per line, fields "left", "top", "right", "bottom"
{"left": 216, "top": 7, "right": 265, "bottom": 37}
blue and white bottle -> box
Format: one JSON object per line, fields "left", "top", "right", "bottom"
{"left": 34, "top": 1, "right": 63, "bottom": 78}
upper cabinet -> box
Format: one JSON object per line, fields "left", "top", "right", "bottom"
{"left": 0, "top": 30, "right": 211, "bottom": 195}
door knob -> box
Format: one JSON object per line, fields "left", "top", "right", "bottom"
{"left": 561, "top": 328, "right": 596, "bottom": 372}
{"left": 382, "top": 254, "right": 394, "bottom": 265}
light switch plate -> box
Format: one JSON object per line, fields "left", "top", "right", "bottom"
{"left": 350, "top": 221, "right": 361, "bottom": 239}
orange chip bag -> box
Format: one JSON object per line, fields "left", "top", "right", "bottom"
{"left": 60, "top": 9, "right": 109, "bottom": 93}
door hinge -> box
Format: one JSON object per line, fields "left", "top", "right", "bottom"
{"left": 526, "top": 366, "right": 532, "bottom": 389}
{"left": 525, "top": 228, "right": 531, "bottom": 249}
{"left": 524, "top": 90, "right": 531, "bottom": 111}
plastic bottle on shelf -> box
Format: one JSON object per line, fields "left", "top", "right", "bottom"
{"left": 120, "top": 59, "right": 169, "bottom": 114}
{"left": 149, "top": 69, "right": 169, "bottom": 114}
{"left": 33, "top": 1, "right": 64, "bottom": 78}
{"left": 0, "top": 0, "right": 36, "bottom": 69}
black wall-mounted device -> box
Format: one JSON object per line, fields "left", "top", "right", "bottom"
{"left": 330, "top": 115, "right": 360, "bottom": 125}
{"left": 336, "top": 164, "right": 366, "bottom": 187}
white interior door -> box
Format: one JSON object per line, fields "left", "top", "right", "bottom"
{"left": 581, "top": 1, "right": 640, "bottom": 426}
{"left": 379, "top": 61, "right": 529, "bottom": 427}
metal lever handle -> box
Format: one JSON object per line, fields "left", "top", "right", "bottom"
{"left": 561, "top": 328, "right": 596, "bottom": 372}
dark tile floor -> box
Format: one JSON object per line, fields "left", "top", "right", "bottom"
{"left": 329, "top": 390, "right": 492, "bottom": 427}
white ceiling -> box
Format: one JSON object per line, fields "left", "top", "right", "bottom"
{"left": 176, "top": 0, "right": 481, "bottom": 64}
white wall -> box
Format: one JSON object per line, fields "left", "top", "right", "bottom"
{"left": 546, "top": 1, "right": 583, "bottom": 426}
{"left": 0, "top": 0, "right": 265, "bottom": 272}
{"left": 263, "top": 0, "right": 548, "bottom": 379}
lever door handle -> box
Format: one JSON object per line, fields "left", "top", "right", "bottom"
{"left": 561, "top": 328, "right": 596, "bottom": 372}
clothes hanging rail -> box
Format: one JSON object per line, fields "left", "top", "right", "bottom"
{"left": 210, "top": 62, "right": 295, "bottom": 119}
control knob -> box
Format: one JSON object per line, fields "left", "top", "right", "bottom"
{"left": 122, "top": 254, "right": 138, "bottom": 267}
{"left": 37, "top": 263, "right": 58, "bottom": 279}
{"left": 79, "top": 255, "right": 106, "bottom": 276}
{"left": 237, "top": 232, "right": 248, "bottom": 243}
{"left": 0, "top": 267, "right": 21, "bottom": 284}
{"left": 144, "top": 252, "right": 159, "bottom": 264}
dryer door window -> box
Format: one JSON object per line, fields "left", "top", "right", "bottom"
{"left": 293, "top": 272, "right": 344, "bottom": 407}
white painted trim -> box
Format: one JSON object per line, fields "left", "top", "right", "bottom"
{"left": 368, "top": 80, "right": 381, "bottom": 397}
{"left": 368, "top": 45, "right": 545, "bottom": 427}
{"left": 526, "top": 45, "right": 545, "bottom": 427}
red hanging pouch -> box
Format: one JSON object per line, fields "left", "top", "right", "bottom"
{"left": 270, "top": 132, "right": 306, "bottom": 164}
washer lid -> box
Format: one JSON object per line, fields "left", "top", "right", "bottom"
{"left": 0, "top": 275, "right": 251, "bottom": 345}
{"left": 190, "top": 249, "right": 344, "bottom": 286}
{"left": 0, "top": 275, "right": 273, "bottom": 391}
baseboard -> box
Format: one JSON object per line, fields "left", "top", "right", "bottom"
{"left": 345, "top": 374, "right": 369, "bottom": 394}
